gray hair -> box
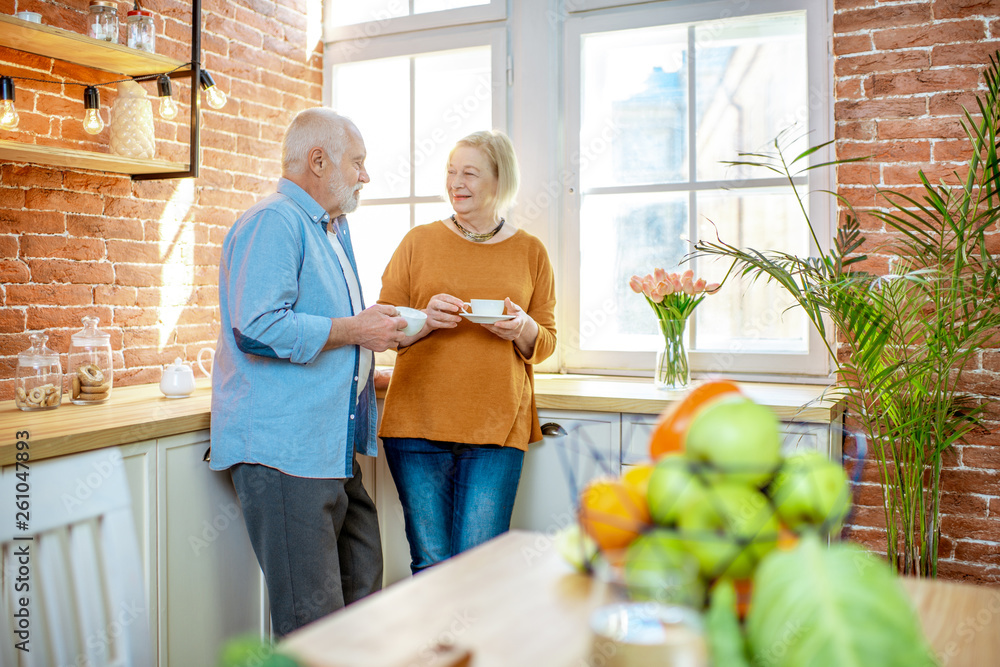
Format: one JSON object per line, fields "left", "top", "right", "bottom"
{"left": 282, "top": 108, "right": 353, "bottom": 176}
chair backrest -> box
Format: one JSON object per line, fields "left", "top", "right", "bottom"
{"left": 0, "top": 448, "right": 153, "bottom": 667}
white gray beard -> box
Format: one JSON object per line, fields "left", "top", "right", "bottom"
{"left": 334, "top": 180, "right": 362, "bottom": 215}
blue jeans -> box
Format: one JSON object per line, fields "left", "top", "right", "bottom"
{"left": 383, "top": 438, "right": 525, "bottom": 574}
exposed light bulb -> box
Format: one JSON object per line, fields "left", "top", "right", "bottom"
{"left": 199, "top": 70, "right": 228, "bottom": 110}
{"left": 159, "top": 95, "right": 178, "bottom": 120}
{"left": 0, "top": 100, "right": 18, "bottom": 131}
{"left": 82, "top": 86, "right": 104, "bottom": 135}
{"left": 0, "top": 77, "right": 17, "bottom": 130}
{"left": 156, "top": 74, "right": 178, "bottom": 120}
{"left": 83, "top": 108, "right": 105, "bottom": 134}
{"left": 205, "top": 85, "right": 227, "bottom": 109}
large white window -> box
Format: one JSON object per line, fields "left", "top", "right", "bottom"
{"left": 564, "top": 0, "right": 832, "bottom": 378}
{"left": 323, "top": 0, "right": 833, "bottom": 379}
{"left": 326, "top": 27, "right": 506, "bottom": 304}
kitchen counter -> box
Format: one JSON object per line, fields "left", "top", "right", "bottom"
{"left": 0, "top": 375, "right": 840, "bottom": 466}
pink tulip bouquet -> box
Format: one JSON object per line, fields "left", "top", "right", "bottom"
{"left": 628, "top": 269, "right": 720, "bottom": 389}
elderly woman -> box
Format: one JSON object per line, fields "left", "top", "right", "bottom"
{"left": 377, "top": 130, "right": 557, "bottom": 573}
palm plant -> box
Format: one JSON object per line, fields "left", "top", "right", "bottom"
{"left": 692, "top": 54, "right": 1000, "bottom": 577}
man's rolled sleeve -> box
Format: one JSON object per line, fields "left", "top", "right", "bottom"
{"left": 225, "top": 210, "right": 331, "bottom": 362}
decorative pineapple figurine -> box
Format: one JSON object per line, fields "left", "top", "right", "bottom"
{"left": 110, "top": 80, "right": 155, "bottom": 159}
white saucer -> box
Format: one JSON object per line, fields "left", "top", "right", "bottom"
{"left": 460, "top": 313, "right": 516, "bottom": 324}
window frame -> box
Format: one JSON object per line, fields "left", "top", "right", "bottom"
{"left": 560, "top": 0, "right": 835, "bottom": 380}
{"left": 323, "top": 0, "right": 505, "bottom": 43}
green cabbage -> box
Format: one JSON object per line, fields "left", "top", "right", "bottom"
{"left": 747, "top": 534, "right": 938, "bottom": 667}
{"left": 705, "top": 578, "right": 750, "bottom": 667}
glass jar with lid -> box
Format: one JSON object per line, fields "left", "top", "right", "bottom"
{"left": 126, "top": 7, "right": 155, "bottom": 53}
{"left": 68, "top": 316, "right": 113, "bottom": 405}
{"left": 15, "top": 333, "right": 63, "bottom": 412}
{"left": 88, "top": 1, "right": 119, "bottom": 43}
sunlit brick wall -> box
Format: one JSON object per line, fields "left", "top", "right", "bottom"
{"left": 833, "top": 0, "right": 1000, "bottom": 584}
{"left": 0, "top": 0, "right": 322, "bottom": 391}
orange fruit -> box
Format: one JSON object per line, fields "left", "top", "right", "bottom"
{"left": 578, "top": 478, "right": 650, "bottom": 552}
{"left": 733, "top": 578, "right": 754, "bottom": 619}
{"left": 649, "top": 380, "right": 742, "bottom": 460}
{"left": 622, "top": 463, "right": 655, "bottom": 500}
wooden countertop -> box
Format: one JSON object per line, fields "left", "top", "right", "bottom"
{"left": 281, "top": 530, "right": 1000, "bottom": 667}
{"left": 0, "top": 380, "right": 212, "bottom": 466}
{"left": 0, "top": 375, "right": 840, "bottom": 466}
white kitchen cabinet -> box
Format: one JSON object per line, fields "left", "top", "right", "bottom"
{"left": 620, "top": 412, "right": 843, "bottom": 466}
{"left": 373, "top": 438, "right": 411, "bottom": 588}
{"left": 510, "top": 410, "right": 621, "bottom": 534}
{"left": 117, "top": 432, "right": 269, "bottom": 666}
{"left": 119, "top": 439, "right": 158, "bottom": 651}
{"left": 156, "top": 430, "right": 268, "bottom": 666}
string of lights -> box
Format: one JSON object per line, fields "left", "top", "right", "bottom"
{"left": 0, "top": 64, "right": 226, "bottom": 133}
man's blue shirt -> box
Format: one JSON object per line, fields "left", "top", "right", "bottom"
{"left": 209, "top": 178, "right": 377, "bottom": 478}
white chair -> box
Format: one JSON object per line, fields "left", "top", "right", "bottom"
{"left": 0, "top": 448, "right": 152, "bottom": 667}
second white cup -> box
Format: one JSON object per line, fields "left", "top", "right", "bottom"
{"left": 464, "top": 299, "right": 505, "bottom": 316}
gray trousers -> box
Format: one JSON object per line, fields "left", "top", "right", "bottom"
{"left": 231, "top": 456, "right": 383, "bottom": 638}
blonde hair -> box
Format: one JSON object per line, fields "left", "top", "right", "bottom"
{"left": 450, "top": 130, "right": 520, "bottom": 216}
{"left": 282, "top": 108, "right": 353, "bottom": 176}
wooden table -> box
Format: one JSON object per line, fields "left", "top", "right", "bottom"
{"left": 281, "top": 530, "right": 1000, "bottom": 667}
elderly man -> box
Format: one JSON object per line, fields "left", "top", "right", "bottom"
{"left": 210, "top": 108, "right": 405, "bottom": 637}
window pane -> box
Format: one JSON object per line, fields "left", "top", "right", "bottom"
{"left": 695, "top": 13, "right": 807, "bottom": 182}
{"left": 579, "top": 192, "right": 689, "bottom": 351}
{"left": 581, "top": 25, "right": 689, "bottom": 189}
{"left": 414, "top": 47, "right": 493, "bottom": 197}
{"left": 693, "top": 189, "right": 808, "bottom": 353}
{"left": 414, "top": 202, "right": 455, "bottom": 228}
{"left": 332, "top": 58, "right": 410, "bottom": 200}
{"left": 414, "top": 0, "right": 489, "bottom": 13}
{"left": 328, "top": 0, "right": 406, "bottom": 28}
{"left": 349, "top": 205, "right": 411, "bottom": 304}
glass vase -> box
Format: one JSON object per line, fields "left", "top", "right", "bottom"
{"left": 654, "top": 319, "right": 690, "bottom": 390}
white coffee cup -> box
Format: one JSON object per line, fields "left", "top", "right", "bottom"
{"left": 463, "top": 299, "right": 505, "bottom": 316}
{"left": 396, "top": 307, "right": 427, "bottom": 336}
{"left": 15, "top": 11, "right": 41, "bottom": 23}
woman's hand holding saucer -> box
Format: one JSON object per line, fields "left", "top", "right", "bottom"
{"left": 483, "top": 298, "right": 533, "bottom": 342}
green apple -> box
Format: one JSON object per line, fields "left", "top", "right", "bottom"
{"left": 685, "top": 396, "right": 782, "bottom": 487}
{"left": 623, "top": 529, "right": 705, "bottom": 607}
{"left": 769, "top": 451, "right": 851, "bottom": 532}
{"left": 677, "top": 483, "right": 780, "bottom": 580}
{"left": 646, "top": 454, "right": 710, "bottom": 526}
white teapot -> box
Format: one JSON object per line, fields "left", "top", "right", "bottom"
{"left": 160, "top": 357, "right": 195, "bottom": 398}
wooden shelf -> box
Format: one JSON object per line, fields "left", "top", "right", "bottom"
{"left": 0, "top": 9, "right": 201, "bottom": 179}
{"left": 0, "top": 13, "right": 188, "bottom": 76}
{"left": 0, "top": 139, "right": 187, "bottom": 175}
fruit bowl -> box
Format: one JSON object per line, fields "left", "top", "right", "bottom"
{"left": 559, "top": 381, "right": 867, "bottom": 613}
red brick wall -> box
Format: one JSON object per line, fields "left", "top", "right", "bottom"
{"left": 0, "top": 0, "right": 321, "bottom": 390}
{"left": 834, "top": 0, "right": 1000, "bottom": 583}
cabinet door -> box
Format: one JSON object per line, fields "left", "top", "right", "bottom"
{"left": 621, "top": 413, "right": 842, "bottom": 466}
{"left": 118, "top": 440, "right": 157, "bottom": 651}
{"left": 510, "top": 410, "right": 621, "bottom": 534}
{"left": 157, "top": 430, "right": 268, "bottom": 666}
